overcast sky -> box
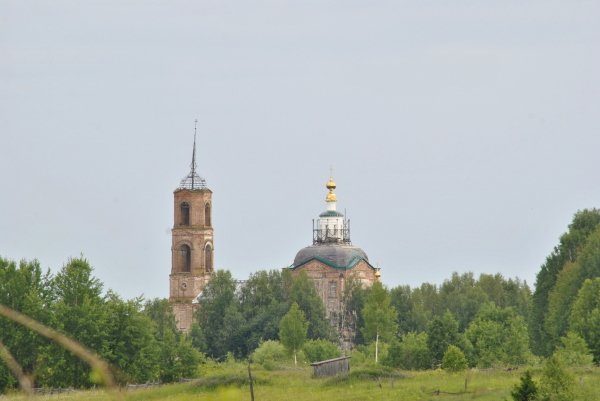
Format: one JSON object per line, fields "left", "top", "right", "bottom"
{"left": 1, "top": 1, "right": 599, "bottom": 300}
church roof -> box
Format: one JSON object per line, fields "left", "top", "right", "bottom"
{"left": 291, "top": 243, "right": 374, "bottom": 271}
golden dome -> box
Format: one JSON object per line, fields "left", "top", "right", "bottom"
{"left": 375, "top": 267, "right": 381, "bottom": 282}
{"left": 326, "top": 177, "right": 336, "bottom": 191}
{"left": 325, "top": 177, "right": 337, "bottom": 202}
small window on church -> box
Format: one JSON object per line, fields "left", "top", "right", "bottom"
{"left": 205, "top": 244, "right": 213, "bottom": 273}
{"left": 330, "top": 282, "right": 337, "bottom": 297}
{"left": 205, "top": 203, "right": 211, "bottom": 226}
{"left": 180, "top": 203, "right": 190, "bottom": 226}
{"left": 179, "top": 244, "right": 191, "bottom": 272}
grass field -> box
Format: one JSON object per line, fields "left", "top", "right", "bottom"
{"left": 4, "top": 364, "right": 600, "bottom": 400}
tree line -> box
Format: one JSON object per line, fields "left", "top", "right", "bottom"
{"left": 2, "top": 208, "right": 599, "bottom": 392}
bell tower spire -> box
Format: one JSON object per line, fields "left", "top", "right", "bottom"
{"left": 179, "top": 121, "right": 207, "bottom": 190}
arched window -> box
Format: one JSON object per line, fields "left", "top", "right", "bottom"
{"left": 205, "top": 203, "right": 211, "bottom": 226}
{"left": 179, "top": 244, "right": 191, "bottom": 272}
{"left": 205, "top": 244, "right": 213, "bottom": 273}
{"left": 180, "top": 203, "right": 190, "bottom": 226}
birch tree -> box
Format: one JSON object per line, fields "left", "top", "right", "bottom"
{"left": 361, "top": 282, "right": 398, "bottom": 362}
{"left": 279, "top": 302, "right": 309, "bottom": 365}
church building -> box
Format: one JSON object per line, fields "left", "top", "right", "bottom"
{"left": 169, "top": 127, "right": 214, "bottom": 333}
{"left": 290, "top": 173, "right": 379, "bottom": 346}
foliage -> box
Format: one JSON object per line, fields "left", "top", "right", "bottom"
{"left": 568, "top": 277, "right": 600, "bottom": 362}
{"left": 250, "top": 340, "right": 287, "bottom": 365}
{"left": 339, "top": 275, "right": 371, "bottom": 346}
{"left": 382, "top": 332, "right": 430, "bottom": 370}
{"left": 279, "top": 302, "right": 309, "bottom": 364}
{"left": 427, "top": 310, "right": 461, "bottom": 363}
{"left": 555, "top": 332, "right": 594, "bottom": 367}
{"left": 539, "top": 353, "right": 575, "bottom": 401}
{"left": 510, "top": 370, "right": 538, "bottom": 401}
{"left": 530, "top": 209, "right": 600, "bottom": 356}
{"left": 288, "top": 271, "right": 334, "bottom": 341}
{"left": 302, "top": 339, "right": 341, "bottom": 363}
{"left": 465, "top": 304, "right": 532, "bottom": 368}
{"left": 441, "top": 345, "right": 467, "bottom": 372}
{"left": 361, "top": 282, "right": 398, "bottom": 362}
{"left": 196, "top": 270, "right": 238, "bottom": 360}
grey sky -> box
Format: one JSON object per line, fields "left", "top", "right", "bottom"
{"left": 1, "top": 1, "right": 599, "bottom": 300}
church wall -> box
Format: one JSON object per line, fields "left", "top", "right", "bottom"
{"left": 172, "top": 303, "right": 199, "bottom": 334}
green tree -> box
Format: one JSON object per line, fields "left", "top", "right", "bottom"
{"left": 339, "top": 275, "right": 371, "bottom": 346}
{"left": 439, "top": 272, "right": 489, "bottom": 332}
{"left": 465, "top": 304, "right": 532, "bottom": 367}
{"left": 0, "top": 257, "right": 54, "bottom": 391}
{"left": 104, "top": 291, "right": 160, "bottom": 383}
{"left": 545, "top": 262, "right": 581, "bottom": 347}
{"left": 442, "top": 345, "right": 467, "bottom": 372}
{"left": 189, "top": 323, "right": 206, "bottom": 352}
{"left": 510, "top": 371, "right": 538, "bottom": 401}
{"left": 289, "top": 271, "right": 333, "bottom": 341}
{"left": 427, "top": 310, "right": 461, "bottom": 363}
{"left": 196, "top": 270, "right": 238, "bottom": 359}
{"left": 390, "top": 285, "right": 429, "bottom": 335}
{"left": 530, "top": 209, "right": 600, "bottom": 356}
{"left": 555, "top": 332, "right": 594, "bottom": 367}
{"left": 539, "top": 353, "right": 575, "bottom": 401}
{"left": 361, "top": 282, "right": 398, "bottom": 363}
{"left": 568, "top": 277, "right": 600, "bottom": 362}
{"left": 49, "top": 256, "right": 109, "bottom": 388}
{"left": 279, "top": 302, "right": 309, "bottom": 365}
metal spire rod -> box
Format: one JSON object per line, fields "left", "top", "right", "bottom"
{"left": 191, "top": 119, "right": 198, "bottom": 189}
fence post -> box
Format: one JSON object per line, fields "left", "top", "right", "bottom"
{"left": 248, "top": 364, "right": 255, "bottom": 401}
{"left": 125, "top": 382, "right": 128, "bottom": 391}
{"left": 93, "top": 384, "right": 96, "bottom": 393}
{"left": 580, "top": 377, "right": 583, "bottom": 387}
{"left": 378, "top": 377, "right": 381, "bottom": 388}
{"left": 465, "top": 378, "right": 468, "bottom": 392}
{"left": 391, "top": 377, "right": 394, "bottom": 389}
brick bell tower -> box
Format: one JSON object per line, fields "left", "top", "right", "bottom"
{"left": 170, "top": 121, "right": 214, "bottom": 333}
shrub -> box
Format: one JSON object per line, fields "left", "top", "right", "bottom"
{"left": 510, "top": 371, "right": 538, "bottom": 401}
{"left": 539, "top": 353, "right": 575, "bottom": 401}
{"left": 250, "top": 340, "right": 286, "bottom": 365}
{"left": 326, "top": 368, "right": 407, "bottom": 385}
{"left": 555, "top": 332, "right": 594, "bottom": 368}
{"left": 303, "top": 339, "right": 341, "bottom": 363}
{"left": 194, "top": 372, "right": 268, "bottom": 389}
{"left": 382, "top": 332, "right": 430, "bottom": 370}
{"left": 442, "top": 345, "right": 468, "bottom": 372}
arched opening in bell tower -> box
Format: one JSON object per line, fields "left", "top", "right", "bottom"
{"left": 180, "top": 202, "right": 190, "bottom": 226}
{"left": 205, "top": 244, "right": 213, "bottom": 273}
{"left": 205, "top": 203, "right": 211, "bottom": 226}
{"left": 179, "top": 244, "right": 191, "bottom": 272}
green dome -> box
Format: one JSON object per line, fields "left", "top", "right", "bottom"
{"left": 319, "top": 210, "right": 344, "bottom": 217}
